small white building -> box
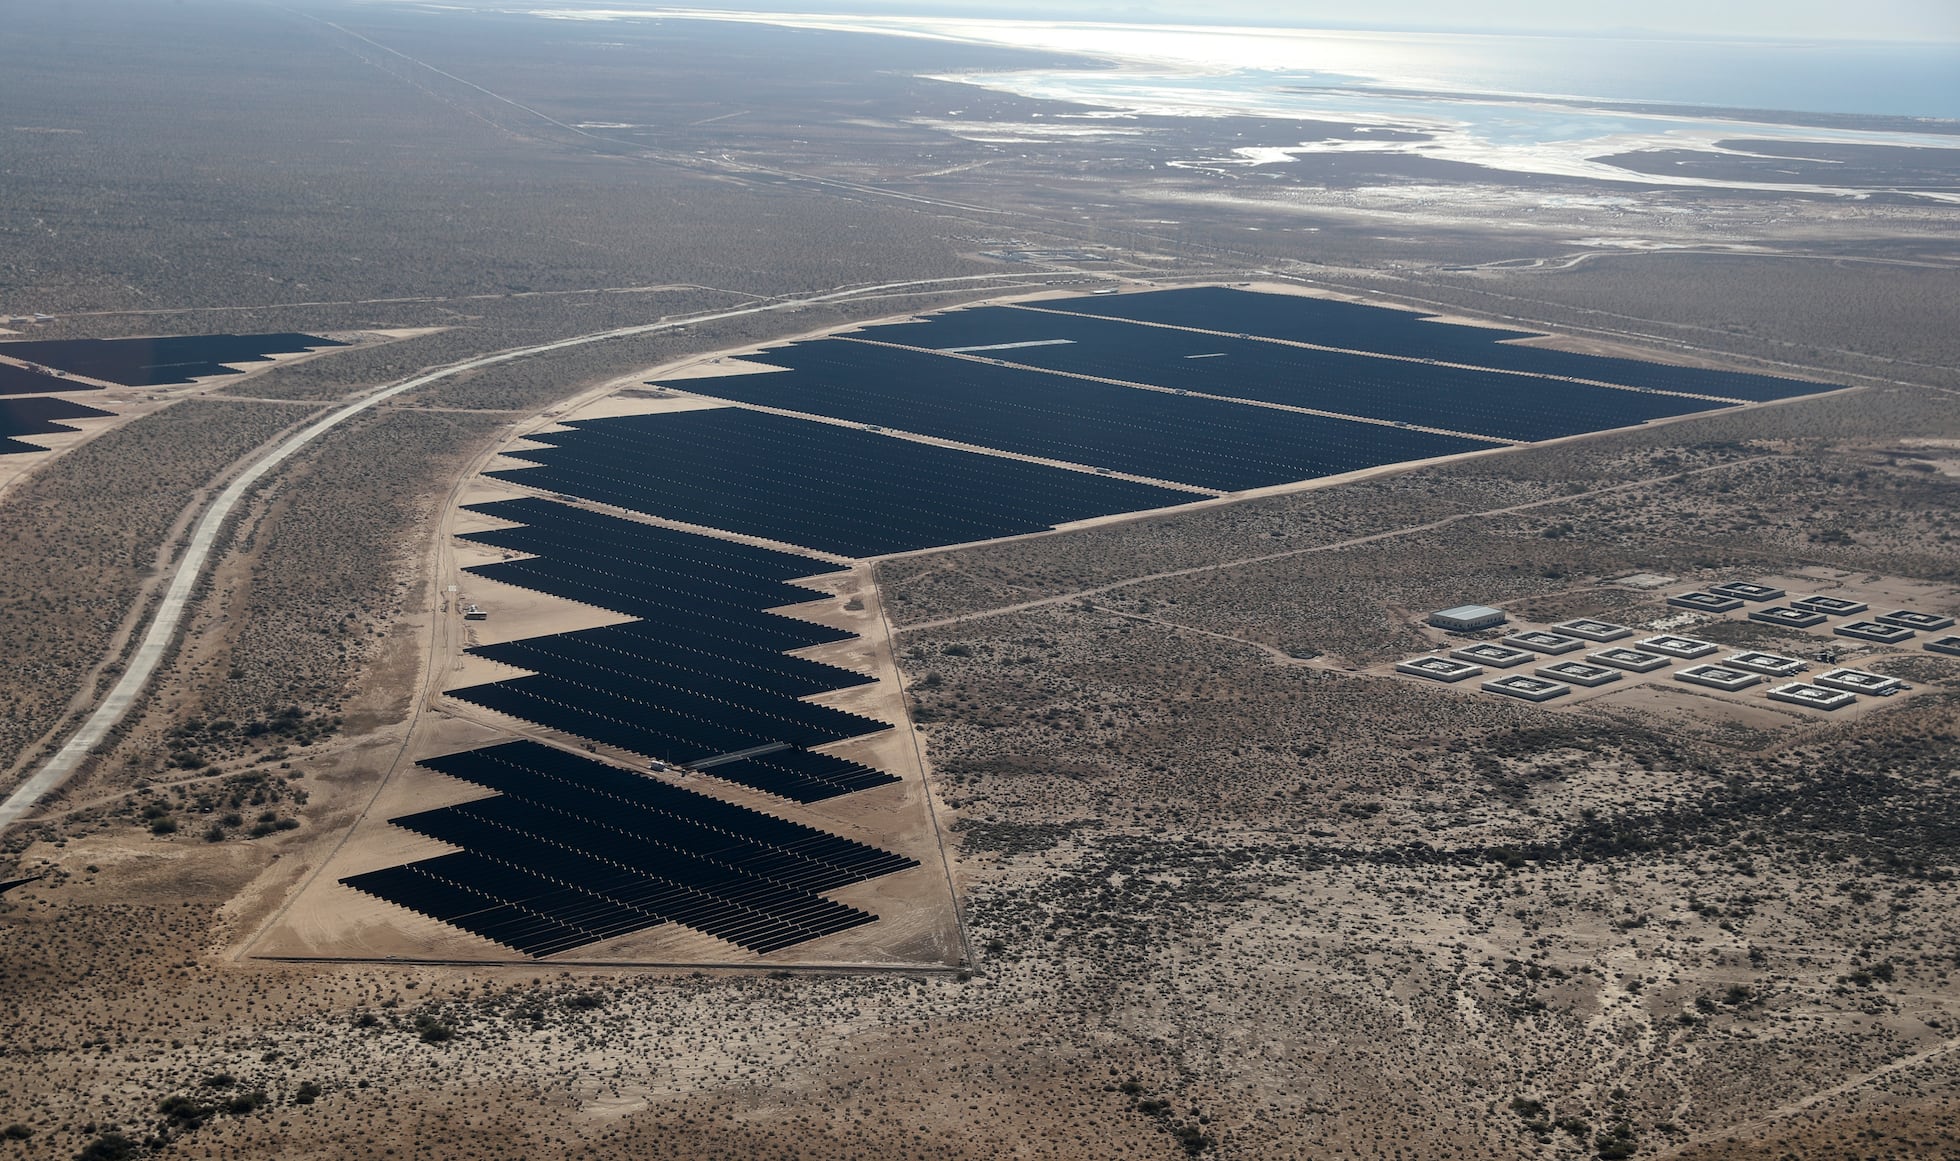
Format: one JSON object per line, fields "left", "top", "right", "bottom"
{"left": 1708, "top": 581, "right": 1786, "bottom": 602}
{"left": 1483, "top": 674, "right": 1571, "bottom": 702}
{"left": 1640, "top": 635, "right": 1719, "bottom": 659}
{"left": 1451, "top": 643, "right": 1536, "bottom": 668}
{"left": 1536, "top": 661, "right": 1621, "bottom": 687}
{"left": 1676, "top": 664, "right": 1762, "bottom": 692}
{"left": 1835, "top": 620, "right": 1915, "bottom": 644}
{"left": 1429, "top": 605, "right": 1506, "bottom": 632}
{"left": 1749, "top": 606, "right": 1827, "bottom": 628}
{"left": 1589, "top": 648, "right": 1671, "bottom": 673}
{"left": 1813, "top": 668, "right": 1904, "bottom": 696}
{"left": 1555, "top": 619, "right": 1633, "bottom": 642}
{"left": 1768, "top": 683, "right": 1855, "bottom": 711}
{"left": 1876, "top": 609, "right": 1954, "bottom": 631}
{"left": 1396, "top": 656, "right": 1483, "bottom": 682}
{"left": 1506, "top": 630, "right": 1585, "bottom": 655}
{"left": 1668, "top": 591, "right": 1745, "bottom": 613}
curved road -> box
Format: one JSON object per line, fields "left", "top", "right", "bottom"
{"left": 0, "top": 272, "right": 1068, "bottom": 832}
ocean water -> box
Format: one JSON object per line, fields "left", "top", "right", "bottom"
{"left": 536, "top": 10, "right": 1958, "bottom": 118}
{"left": 532, "top": 8, "right": 1960, "bottom": 197}
{"left": 924, "top": 22, "right": 1960, "bottom": 120}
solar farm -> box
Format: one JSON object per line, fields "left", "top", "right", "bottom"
{"left": 323, "top": 496, "right": 926, "bottom": 961}
{"left": 309, "top": 285, "right": 1859, "bottom": 964}
{"left": 0, "top": 332, "right": 345, "bottom": 389}
{"left": 0, "top": 331, "right": 346, "bottom": 455}
{"left": 472, "top": 287, "right": 1842, "bottom": 561}
{"left": 343, "top": 741, "right": 912, "bottom": 957}
{"left": 0, "top": 396, "right": 115, "bottom": 455}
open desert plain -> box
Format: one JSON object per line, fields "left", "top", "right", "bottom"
{"left": 1, "top": 2, "right": 1957, "bottom": 1159}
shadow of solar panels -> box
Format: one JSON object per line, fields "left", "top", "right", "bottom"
{"left": 850, "top": 307, "right": 1732, "bottom": 441}
{"left": 699, "top": 747, "right": 900, "bottom": 803}
{"left": 662, "top": 340, "right": 1501, "bottom": 490}
{"left": 341, "top": 742, "right": 913, "bottom": 956}
{"left": 490, "top": 408, "right": 1201, "bottom": 557}
{"left": 0, "top": 362, "right": 94, "bottom": 397}
{"left": 0, "top": 332, "right": 347, "bottom": 387}
{"left": 0, "top": 396, "right": 116, "bottom": 454}
{"left": 1036, "top": 287, "right": 1840, "bottom": 402}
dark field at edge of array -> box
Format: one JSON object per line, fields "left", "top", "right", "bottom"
{"left": 0, "top": 395, "right": 116, "bottom": 455}
{"left": 0, "top": 361, "right": 94, "bottom": 397}
{"left": 666, "top": 339, "right": 1502, "bottom": 489}
{"left": 340, "top": 740, "right": 916, "bottom": 958}
{"left": 0, "top": 332, "right": 345, "bottom": 387}
{"left": 489, "top": 407, "right": 1201, "bottom": 558}
{"left": 848, "top": 306, "right": 1735, "bottom": 442}
{"left": 1035, "top": 287, "right": 1843, "bottom": 403}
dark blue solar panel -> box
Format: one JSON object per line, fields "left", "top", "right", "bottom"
{"left": 659, "top": 341, "right": 1498, "bottom": 490}
{"left": 0, "top": 332, "right": 346, "bottom": 387}
{"left": 342, "top": 741, "right": 913, "bottom": 956}
{"left": 1034, "top": 287, "right": 1840, "bottom": 402}
{"left": 0, "top": 361, "right": 96, "bottom": 397}
{"left": 490, "top": 407, "right": 1200, "bottom": 558}
{"left": 0, "top": 396, "right": 115, "bottom": 454}
{"left": 848, "top": 307, "right": 1730, "bottom": 441}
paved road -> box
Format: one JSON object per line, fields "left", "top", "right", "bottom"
{"left": 0, "top": 272, "right": 1061, "bottom": 832}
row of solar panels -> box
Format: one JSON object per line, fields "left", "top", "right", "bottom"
{"left": 0, "top": 396, "right": 114, "bottom": 456}
{"left": 343, "top": 741, "right": 914, "bottom": 957}
{"left": 1027, "top": 288, "right": 1837, "bottom": 403}
{"left": 492, "top": 408, "right": 1196, "bottom": 558}
{"left": 351, "top": 499, "right": 912, "bottom": 957}
{"left": 0, "top": 332, "right": 343, "bottom": 390}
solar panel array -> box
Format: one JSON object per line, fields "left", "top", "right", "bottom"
{"left": 0, "top": 332, "right": 346, "bottom": 387}
{"left": 341, "top": 741, "right": 914, "bottom": 956}
{"left": 1033, "top": 287, "right": 1840, "bottom": 403}
{"left": 346, "top": 499, "right": 915, "bottom": 957}
{"left": 490, "top": 407, "right": 1198, "bottom": 558}
{"left": 352, "top": 287, "right": 1835, "bottom": 957}
{"left": 0, "top": 396, "right": 115, "bottom": 455}
{"left": 0, "top": 361, "right": 91, "bottom": 398}
{"left": 855, "top": 307, "right": 1734, "bottom": 442}
{"left": 659, "top": 339, "right": 1502, "bottom": 488}
{"left": 453, "top": 499, "right": 895, "bottom": 783}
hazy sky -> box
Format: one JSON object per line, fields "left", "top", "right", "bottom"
{"left": 646, "top": 1, "right": 1960, "bottom": 41}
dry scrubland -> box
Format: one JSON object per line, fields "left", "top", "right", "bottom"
{"left": 0, "top": 6, "right": 1006, "bottom": 323}
{"left": 1425, "top": 258, "right": 1960, "bottom": 393}
{"left": 0, "top": 401, "right": 317, "bottom": 795}
{"left": 1, "top": 370, "right": 1956, "bottom": 1160}
{"left": 4, "top": 2, "right": 1960, "bottom": 1158}
{"left": 882, "top": 386, "right": 1960, "bottom": 635}
{"left": 3, "top": 408, "right": 509, "bottom": 857}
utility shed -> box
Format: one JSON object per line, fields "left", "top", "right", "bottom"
{"left": 1429, "top": 605, "right": 1506, "bottom": 632}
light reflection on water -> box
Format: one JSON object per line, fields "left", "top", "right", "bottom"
{"left": 931, "top": 62, "right": 1960, "bottom": 198}
{"left": 533, "top": 8, "right": 1960, "bottom": 197}
{"left": 918, "top": 24, "right": 1960, "bottom": 120}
